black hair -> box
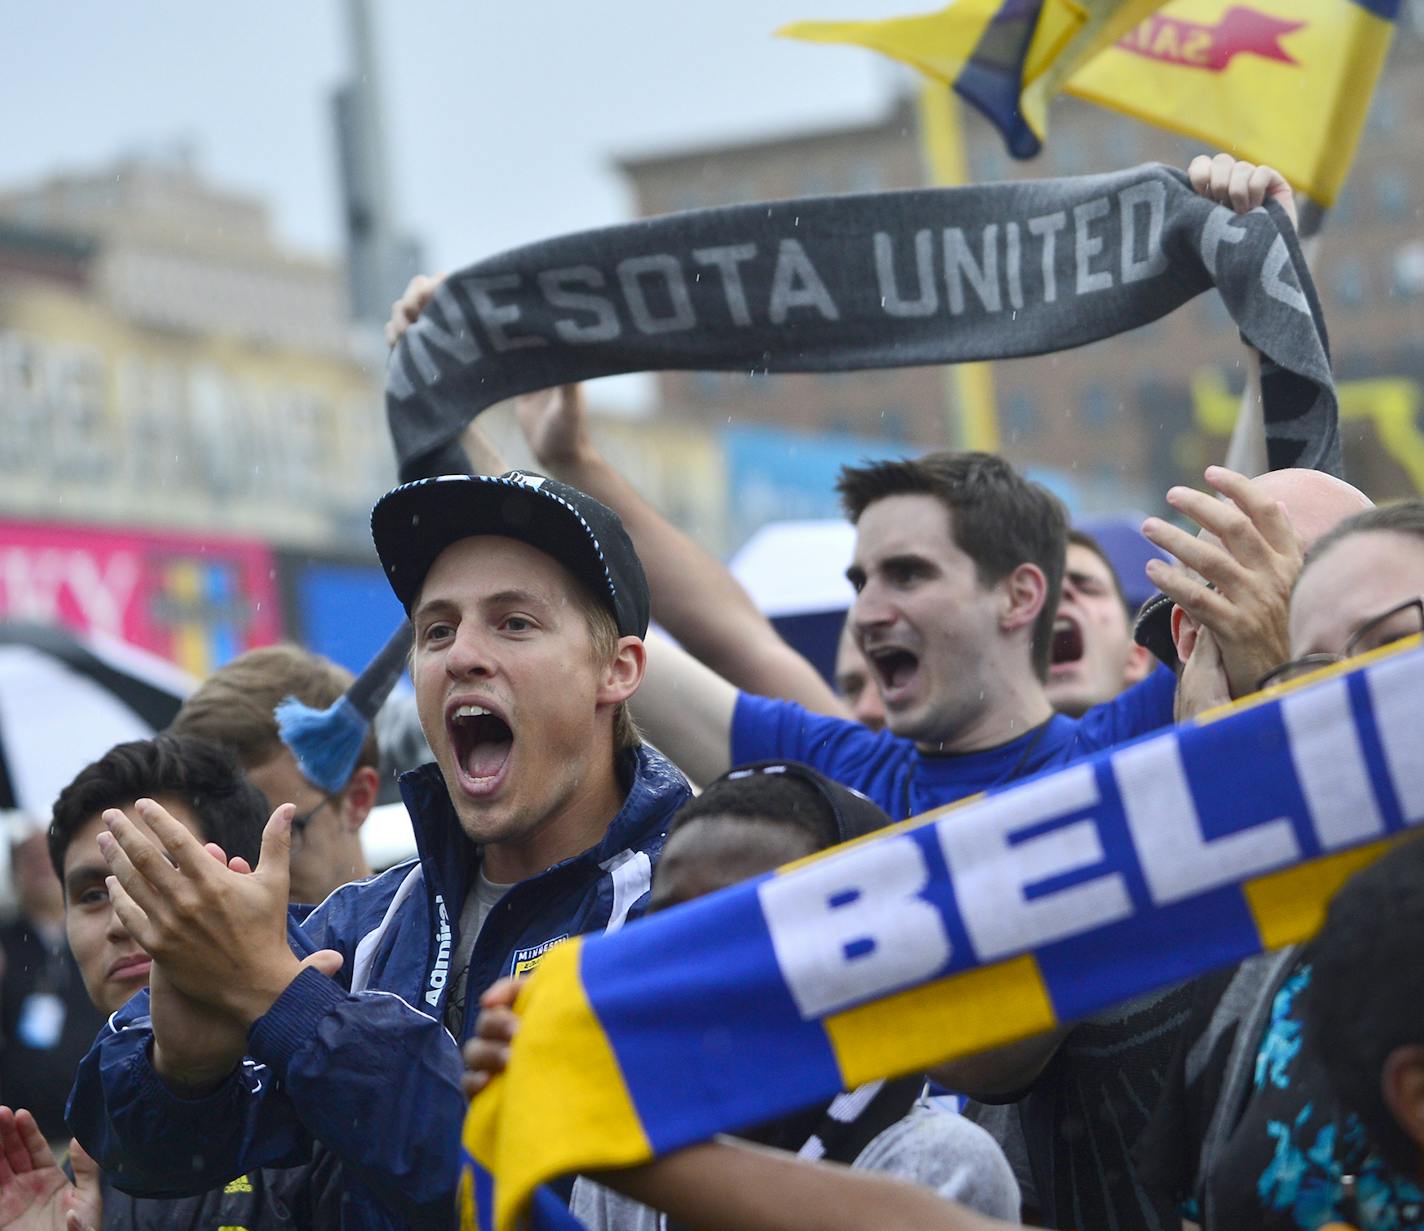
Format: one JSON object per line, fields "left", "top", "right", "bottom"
{"left": 49, "top": 734, "right": 268, "bottom": 879}
{"left": 1067, "top": 528, "right": 1131, "bottom": 617}
{"left": 668, "top": 761, "right": 890, "bottom": 854}
{"left": 1309, "top": 836, "right": 1424, "bottom": 1176}
{"left": 837, "top": 452, "right": 1067, "bottom": 681}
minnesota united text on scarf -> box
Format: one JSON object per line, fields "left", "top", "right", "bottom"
{"left": 459, "top": 639, "right": 1424, "bottom": 1231}
{"left": 389, "top": 162, "right": 1339, "bottom": 481}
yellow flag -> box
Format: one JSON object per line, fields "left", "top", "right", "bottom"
{"left": 779, "top": 0, "right": 1172, "bottom": 156}
{"left": 1065, "top": 0, "right": 1399, "bottom": 205}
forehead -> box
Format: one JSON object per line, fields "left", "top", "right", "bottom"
{"left": 62, "top": 796, "right": 204, "bottom": 878}
{"left": 417, "top": 534, "right": 582, "bottom": 609}
{"left": 1291, "top": 531, "right": 1424, "bottom": 650}
{"left": 661, "top": 814, "right": 819, "bottom": 877}
{"left": 245, "top": 749, "right": 320, "bottom": 806}
{"left": 852, "top": 493, "right": 960, "bottom": 564}
{"left": 1066, "top": 542, "right": 1114, "bottom": 584}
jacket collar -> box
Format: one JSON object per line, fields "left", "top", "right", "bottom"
{"left": 396, "top": 745, "right": 691, "bottom": 911}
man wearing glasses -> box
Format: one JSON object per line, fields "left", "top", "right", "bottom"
{"left": 169, "top": 644, "right": 380, "bottom": 905}
{"left": 1274, "top": 501, "right": 1424, "bottom": 687}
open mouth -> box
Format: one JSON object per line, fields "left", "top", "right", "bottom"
{"left": 448, "top": 703, "right": 514, "bottom": 796}
{"left": 867, "top": 647, "right": 920, "bottom": 699}
{"left": 1051, "top": 615, "right": 1085, "bottom": 669}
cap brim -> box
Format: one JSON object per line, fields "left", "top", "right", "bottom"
{"left": 372, "top": 476, "right": 617, "bottom": 623}
{"left": 1133, "top": 592, "right": 1180, "bottom": 670}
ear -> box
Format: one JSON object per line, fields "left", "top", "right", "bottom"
{"left": 1122, "top": 641, "right": 1155, "bottom": 687}
{"left": 1381, "top": 1044, "right": 1424, "bottom": 1167}
{"left": 1000, "top": 563, "right": 1048, "bottom": 635}
{"left": 598, "top": 635, "right": 647, "bottom": 707}
{"left": 338, "top": 765, "right": 381, "bottom": 830}
{"left": 1172, "top": 603, "right": 1200, "bottom": 662}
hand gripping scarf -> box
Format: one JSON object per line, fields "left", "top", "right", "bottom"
{"left": 387, "top": 162, "right": 1340, "bottom": 482}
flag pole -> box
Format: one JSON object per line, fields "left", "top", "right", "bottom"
{"left": 915, "top": 82, "right": 1001, "bottom": 452}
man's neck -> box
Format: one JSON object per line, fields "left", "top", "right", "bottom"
{"left": 481, "top": 755, "right": 629, "bottom": 884}
{"left": 914, "top": 677, "right": 1055, "bottom": 756}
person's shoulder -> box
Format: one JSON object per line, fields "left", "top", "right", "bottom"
{"left": 856, "top": 1104, "right": 1020, "bottom": 1219}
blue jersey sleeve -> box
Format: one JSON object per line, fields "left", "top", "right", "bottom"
{"left": 1073, "top": 663, "right": 1177, "bottom": 753}
{"left": 730, "top": 692, "right": 916, "bottom": 816}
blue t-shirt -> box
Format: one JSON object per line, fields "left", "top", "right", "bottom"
{"left": 731, "top": 663, "right": 1176, "bottom": 820}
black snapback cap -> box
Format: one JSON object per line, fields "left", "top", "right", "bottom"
{"left": 1133, "top": 591, "right": 1179, "bottom": 670}
{"left": 371, "top": 471, "right": 651, "bottom": 638}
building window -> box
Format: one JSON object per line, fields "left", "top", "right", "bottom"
{"left": 1392, "top": 242, "right": 1424, "bottom": 301}
{"left": 1376, "top": 169, "right": 1411, "bottom": 223}
{"left": 1003, "top": 391, "right": 1039, "bottom": 438}
{"left": 1080, "top": 384, "right": 1116, "bottom": 431}
{"left": 850, "top": 161, "right": 884, "bottom": 194}
{"left": 1366, "top": 85, "right": 1398, "bottom": 136}
{"left": 1333, "top": 258, "right": 1366, "bottom": 308}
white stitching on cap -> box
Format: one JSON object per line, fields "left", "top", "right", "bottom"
{"left": 392, "top": 475, "right": 622, "bottom": 619}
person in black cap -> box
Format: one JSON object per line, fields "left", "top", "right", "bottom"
{"left": 65, "top": 472, "right": 693, "bottom": 1231}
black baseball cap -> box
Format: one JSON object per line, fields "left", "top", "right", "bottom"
{"left": 672, "top": 760, "right": 893, "bottom": 847}
{"left": 371, "top": 471, "right": 651, "bottom": 638}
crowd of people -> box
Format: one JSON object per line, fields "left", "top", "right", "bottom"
{"left": 0, "top": 152, "right": 1419, "bottom": 1231}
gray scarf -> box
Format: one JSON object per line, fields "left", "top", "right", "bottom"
{"left": 387, "top": 163, "right": 1339, "bottom": 482}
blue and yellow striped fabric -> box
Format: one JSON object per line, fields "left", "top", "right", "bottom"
{"left": 462, "top": 638, "right": 1424, "bottom": 1231}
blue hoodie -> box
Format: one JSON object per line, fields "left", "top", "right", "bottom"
{"left": 67, "top": 748, "right": 691, "bottom": 1231}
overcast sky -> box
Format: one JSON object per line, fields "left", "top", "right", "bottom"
{"left": 3, "top": 0, "right": 928, "bottom": 273}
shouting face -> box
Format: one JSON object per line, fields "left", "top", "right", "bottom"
{"left": 1046, "top": 543, "right": 1150, "bottom": 716}
{"left": 847, "top": 493, "right": 1009, "bottom": 748}
{"left": 412, "top": 535, "right": 635, "bottom": 880}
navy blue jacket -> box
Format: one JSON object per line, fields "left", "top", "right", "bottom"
{"left": 67, "top": 748, "right": 691, "bottom": 1231}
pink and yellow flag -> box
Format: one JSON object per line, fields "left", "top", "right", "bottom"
{"left": 1066, "top": 0, "right": 1400, "bottom": 205}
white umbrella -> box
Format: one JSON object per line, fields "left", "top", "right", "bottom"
{"left": 0, "top": 624, "right": 194, "bottom": 818}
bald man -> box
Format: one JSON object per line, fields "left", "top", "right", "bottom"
{"left": 1140, "top": 464, "right": 1373, "bottom": 713}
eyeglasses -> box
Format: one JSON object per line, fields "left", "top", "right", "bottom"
{"left": 291, "top": 795, "right": 336, "bottom": 846}
{"left": 1257, "top": 597, "right": 1424, "bottom": 691}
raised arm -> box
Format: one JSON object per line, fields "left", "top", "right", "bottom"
{"left": 514, "top": 385, "right": 848, "bottom": 716}
{"left": 466, "top": 979, "right": 1008, "bottom": 1231}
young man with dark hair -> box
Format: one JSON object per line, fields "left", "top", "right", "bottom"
{"left": 633, "top": 448, "right": 1176, "bottom": 811}
{"left": 1045, "top": 529, "right": 1155, "bottom": 717}
{"left": 0, "top": 733, "right": 334, "bottom": 1231}
{"left": 169, "top": 644, "right": 381, "bottom": 904}
{"left": 67, "top": 473, "right": 691, "bottom": 1231}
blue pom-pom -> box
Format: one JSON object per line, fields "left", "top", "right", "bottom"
{"left": 275, "top": 694, "right": 369, "bottom": 794}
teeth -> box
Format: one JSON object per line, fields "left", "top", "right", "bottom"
{"left": 453, "top": 705, "right": 493, "bottom": 720}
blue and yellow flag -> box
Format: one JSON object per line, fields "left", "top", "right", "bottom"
{"left": 780, "top": 0, "right": 1172, "bottom": 157}
{"left": 1065, "top": 0, "right": 1400, "bottom": 205}
{"left": 461, "top": 638, "right": 1424, "bottom": 1231}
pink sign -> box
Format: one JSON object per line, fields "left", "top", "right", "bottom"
{"left": 0, "top": 521, "right": 282, "bottom": 677}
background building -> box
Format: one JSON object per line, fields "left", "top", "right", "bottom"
{"left": 618, "top": 24, "right": 1424, "bottom": 517}
{"left": 0, "top": 154, "right": 399, "bottom": 676}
